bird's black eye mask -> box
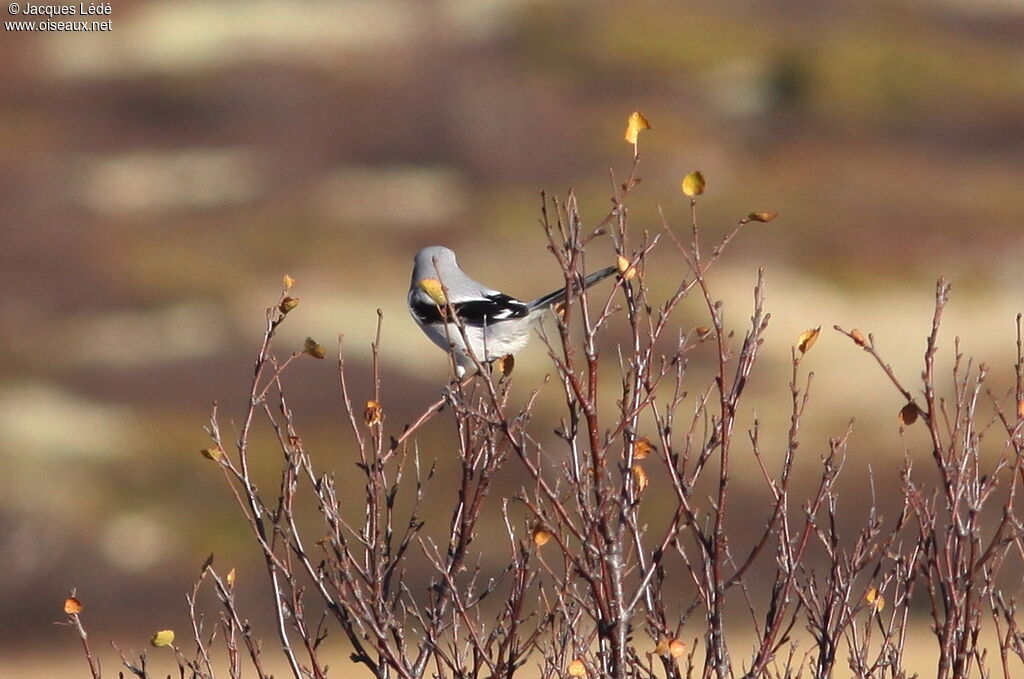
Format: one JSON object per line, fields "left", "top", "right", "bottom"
{"left": 411, "top": 294, "right": 529, "bottom": 327}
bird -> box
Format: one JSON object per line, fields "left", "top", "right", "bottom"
{"left": 408, "top": 245, "right": 618, "bottom": 377}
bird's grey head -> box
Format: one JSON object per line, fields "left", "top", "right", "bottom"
{"left": 412, "top": 246, "right": 459, "bottom": 281}
{"left": 409, "top": 245, "right": 491, "bottom": 305}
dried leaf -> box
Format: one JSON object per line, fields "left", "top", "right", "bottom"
{"left": 568, "top": 659, "right": 587, "bottom": 677}
{"left": 1018, "top": 399, "right": 1024, "bottom": 420}
{"left": 200, "top": 446, "right": 223, "bottom": 462}
{"left": 279, "top": 296, "right": 299, "bottom": 314}
{"left": 64, "top": 596, "right": 83, "bottom": 614}
{"left": 624, "top": 111, "right": 651, "bottom": 145}
{"left": 695, "top": 326, "right": 711, "bottom": 338}
{"left": 739, "top": 211, "right": 778, "bottom": 225}
{"left": 531, "top": 524, "right": 552, "bottom": 547}
{"left": 150, "top": 630, "right": 175, "bottom": 647}
{"left": 850, "top": 328, "right": 867, "bottom": 347}
{"left": 654, "top": 637, "right": 671, "bottom": 655}
{"left": 681, "top": 171, "right": 706, "bottom": 197}
{"left": 616, "top": 255, "right": 636, "bottom": 281}
{"left": 419, "top": 277, "right": 447, "bottom": 306}
{"left": 496, "top": 354, "right": 515, "bottom": 378}
{"left": 633, "top": 436, "right": 655, "bottom": 460}
{"left": 364, "top": 400, "right": 384, "bottom": 426}
{"left": 282, "top": 274, "right": 296, "bottom": 290}
{"left": 632, "top": 464, "right": 649, "bottom": 493}
{"left": 226, "top": 568, "right": 236, "bottom": 588}
{"left": 898, "top": 402, "right": 919, "bottom": 426}
{"left": 201, "top": 553, "right": 214, "bottom": 573}
{"left": 305, "top": 337, "right": 326, "bottom": 360}
{"left": 866, "top": 587, "right": 885, "bottom": 612}
{"left": 796, "top": 327, "right": 821, "bottom": 355}
{"left": 669, "top": 640, "right": 687, "bottom": 659}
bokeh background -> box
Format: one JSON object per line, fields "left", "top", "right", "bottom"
{"left": 3, "top": 0, "right": 1024, "bottom": 674}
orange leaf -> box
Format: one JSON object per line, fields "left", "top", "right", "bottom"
{"left": 64, "top": 596, "right": 83, "bottom": 614}
{"left": 797, "top": 327, "right": 821, "bottom": 355}
{"left": 531, "top": 524, "right": 552, "bottom": 546}
{"left": 866, "top": 586, "right": 885, "bottom": 612}
{"left": 632, "top": 436, "right": 655, "bottom": 460}
{"left": 568, "top": 659, "right": 587, "bottom": 677}
{"left": 496, "top": 354, "right": 515, "bottom": 378}
{"left": 364, "top": 400, "right": 384, "bottom": 426}
{"left": 850, "top": 328, "right": 867, "bottom": 347}
{"left": 632, "top": 464, "right": 649, "bottom": 493}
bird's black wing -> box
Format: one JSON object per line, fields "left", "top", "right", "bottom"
{"left": 457, "top": 293, "right": 529, "bottom": 326}
{"left": 411, "top": 293, "right": 529, "bottom": 326}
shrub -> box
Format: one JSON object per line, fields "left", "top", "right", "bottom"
{"left": 66, "top": 160, "right": 1024, "bottom": 679}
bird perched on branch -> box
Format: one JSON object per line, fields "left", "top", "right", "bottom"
{"left": 408, "top": 245, "right": 617, "bottom": 377}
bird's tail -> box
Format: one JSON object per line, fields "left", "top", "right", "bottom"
{"left": 527, "top": 265, "right": 618, "bottom": 310}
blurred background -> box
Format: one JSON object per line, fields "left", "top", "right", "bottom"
{"left": 3, "top": 0, "right": 1024, "bottom": 674}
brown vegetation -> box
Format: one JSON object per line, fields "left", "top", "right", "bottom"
{"left": 63, "top": 156, "right": 1024, "bottom": 678}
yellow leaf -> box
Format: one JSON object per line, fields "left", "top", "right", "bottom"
{"left": 305, "top": 337, "right": 326, "bottom": 360}
{"left": 568, "top": 659, "right": 587, "bottom": 677}
{"left": 850, "top": 328, "right": 867, "bottom": 347}
{"left": 282, "top": 274, "right": 296, "bottom": 290}
{"left": 739, "top": 211, "right": 778, "bottom": 224}
{"left": 364, "top": 400, "right": 384, "bottom": 426}
{"left": 624, "top": 111, "right": 651, "bottom": 145}
{"left": 150, "top": 630, "right": 175, "bottom": 647}
{"left": 496, "top": 354, "right": 515, "bottom": 378}
{"left": 898, "top": 403, "right": 919, "bottom": 426}
{"left": 632, "top": 464, "right": 649, "bottom": 493}
{"left": 279, "top": 296, "right": 299, "bottom": 314}
{"left": 866, "top": 587, "right": 885, "bottom": 612}
{"left": 200, "top": 446, "right": 223, "bottom": 462}
{"left": 64, "top": 596, "right": 83, "bottom": 614}
{"left": 531, "top": 524, "right": 552, "bottom": 547}
{"left": 681, "top": 171, "right": 706, "bottom": 197}
{"left": 418, "top": 278, "right": 447, "bottom": 306}
{"left": 226, "top": 568, "right": 236, "bottom": 588}
{"left": 632, "top": 436, "right": 655, "bottom": 460}
{"left": 796, "top": 327, "right": 821, "bottom": 355}
{"left": 669, "top": 639, "right": 687, "bottom": 659}
{"left": 616, "top": 255, "right": 636, "bottom": 281}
